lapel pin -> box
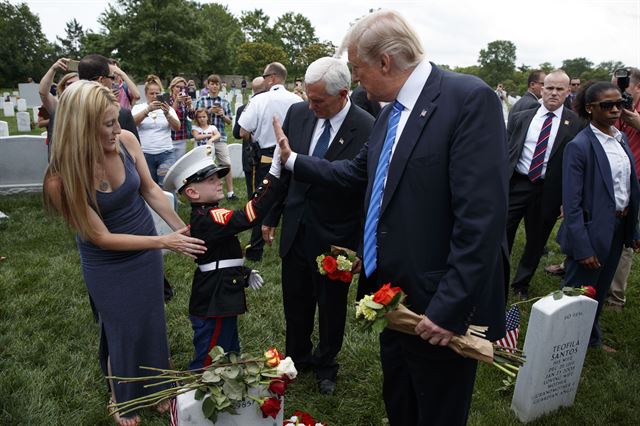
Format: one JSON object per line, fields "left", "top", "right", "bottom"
{"left": 420, "top": 109, "right": 427, "bottom": 117}
{"left": 339, "top": 138, "right": 344, "bottom": 145}
{"left": 564, "top": 120, "right": 570, "bottom": 125}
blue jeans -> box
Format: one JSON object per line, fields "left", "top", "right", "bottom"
{"left": 144, "top": 150, "right": 176, "bottom": 187}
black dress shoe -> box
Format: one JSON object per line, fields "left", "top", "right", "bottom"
{"left": 318, "top": 378, "right": 336, "bottom": 395}
{"left": 513, "top": 289, "right": 529, "bottom": 301}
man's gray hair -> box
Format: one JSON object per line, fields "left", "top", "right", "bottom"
{"left": 339, "top": 10, "right": 424, "bottom": 71}
{"left": 304, "top": 57, "right": 351, "bottom": 96}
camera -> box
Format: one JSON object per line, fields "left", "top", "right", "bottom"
{"left": 614, "top": 68, "right": 634, "bottom": 110}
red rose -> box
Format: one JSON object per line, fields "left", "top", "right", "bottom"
{"left": 264, "top": 347, "right": 283, "bottom": 367}
{"left": 259, "top": 397, "right": 281, "bottom": 418}
{"left": 328, "top": 270, "right": 341, "bottom": 281}
{"left": 340, "top": 271, "right": 353, "bottom": 283}
{"left": 373, "top": 283, "right": 402, "bottom": 305}
{"left": 322, "top": 256, "right": 338, "bottom": 273}
{"left": 268, "top": 379, "right": 287, "bottom": 396}
{"left": 582, "top": 285, "right": 596, "bottom": 299}
{"left": 293, "top": 410, "right": 316, "bottom": 425}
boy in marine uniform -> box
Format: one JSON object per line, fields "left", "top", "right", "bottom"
{"left": 164, "top": 145, "right": 282, "bottom": 369}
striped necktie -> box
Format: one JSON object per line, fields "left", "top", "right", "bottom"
{"left": 363, "top": 100, "right": 404, "bottom": 277}
{"left": 528, "top": 112, "right": 555, "bottom": 182}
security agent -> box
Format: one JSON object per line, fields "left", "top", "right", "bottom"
{"left": 164, "top": 146, "right": 283, "bottom": 367}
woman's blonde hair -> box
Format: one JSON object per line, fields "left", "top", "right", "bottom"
{"left": 44, "top": 80, "right": 119, "bottom": 241}
{"left": 145, "top": 74, "right": 163, "bottom": 94}
{"left": 169, "top": 76, "right": 187, "bottom": 94}
{"left": 57, "top": 72, "right": 79, "bottom": 95}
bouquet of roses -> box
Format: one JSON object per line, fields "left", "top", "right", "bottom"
{"left": 283, "top": 410, "right": 327, "bottom": 426}
{"left": 355, "top": 284, "right": 525, "bottom": 377}
{"left": 315, "top": 245, "right": 357, "bottom": 283}
{"left": 107, "top": 346, "right": 297, "bottom": 423}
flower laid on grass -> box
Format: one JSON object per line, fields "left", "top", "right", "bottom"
{"left": 284, "top": 410, "right": 327, "bottom": 425}
{"left": 355, "top": 284, "right": 526, "bottom": 379}
{"left": 316, "top": 245, "right": 357, "bottom": 283}
{"left": 107, "top": 346, "right": 297, "bottom": 423}
{"left": 512, "top": 286, "right": 597, "bottom": 306}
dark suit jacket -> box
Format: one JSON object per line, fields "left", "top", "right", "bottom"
{"left": 507, "top": 106, "right": 583, "bottom": 218}
{"left": 557, "top": 126, "right": 640, "bottom": 261}
{"left": 264, "top": 102, "right": 374, "bottom": 259}
{"left": 508, "top": 91, "right": 540, "bottom": 123}
{"left": 292, "top": 64, "right": 508, "bottom": 341}
{"left": 350, "top": 85, "right": 381, "bottom": 118}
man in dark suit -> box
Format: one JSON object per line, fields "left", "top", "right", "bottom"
{"left": 507, "top": 70, "right": 583, "bottom": 299}
{"left": 350, "top": 83, "right": 381, "bottom": 118}
{"left": 262, "top": 57, "right": 374, "bottom": 395}
{"left": 508, "top": 70, "right": 546, "bottom": 123}
{"left": 274, "top": 11, "right": 507, "bottom": 425}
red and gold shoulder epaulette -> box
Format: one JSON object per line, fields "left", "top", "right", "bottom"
{"left": 210, "top": 208, "right": 234, "bottom": 225}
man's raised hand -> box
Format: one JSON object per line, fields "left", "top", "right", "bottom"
{"left": 272, "top": 116, "right": 292, "bottom": 164}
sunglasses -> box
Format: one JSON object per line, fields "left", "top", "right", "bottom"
{"left": 591, "top": 100, "right": 624, "bottom": 111}
{"left": 571, "top": 83, "right": 581, "bottom": 86}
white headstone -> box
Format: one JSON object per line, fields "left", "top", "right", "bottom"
{"left": 9, "top": 96, "right": 17, "bottom": 105}
{"left": 3, "top": 102, "right": 15, "bottom": 117}
{"left": 11, "top": 91, "right": 19, "bottom": 96}
{"left": 177, "top": 389, "right": 284, "bottom": 426}
{"left": 32, "top": 107, "right": 40, "bottom": 123}
{"left": 16, "top": 112, "right": 31, "bottom": 132}
{"left": 2, "top": 92, "right": 9, "bottom": 98}
{"left": 228, "top": 143, "right": 244, "bottom": 178}
{"left": 0, "top": 211, "right": 8, "bottom": 220}
{"left": 18, "top": 83, "right": 41, "bottom": 107}
{"left": 0, "top": 98, "right": 4, "bottom": 109}
{"left": 0, "top": 121, "right": 9, "bottom": 137}
{"left": 17, "top": 99, "right": 27, "bottom": 112}
{"left": 511, "top": 294, "right": 597, "bottom": 423}
{"left": 147, "top": 191, "right": 176, "bottom": 255}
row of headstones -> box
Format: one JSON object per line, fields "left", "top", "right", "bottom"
{"left": 0, "top": 107, "right": 40, "bottom": 136}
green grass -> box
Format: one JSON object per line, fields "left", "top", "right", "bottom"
{"left": 1, "top": 184, "right": 639, "bottom": 425}
{"left": 0, "top": 107, "right": 44, "bottom": 136}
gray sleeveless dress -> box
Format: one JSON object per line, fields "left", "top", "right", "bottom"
{"left": 76, "top": 145, "right": 170, "bottom": 414}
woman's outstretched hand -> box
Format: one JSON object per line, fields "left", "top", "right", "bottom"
{"left": 161, "top": 227, "right": 206, "bottom": 259}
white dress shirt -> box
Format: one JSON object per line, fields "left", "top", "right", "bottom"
{"left": 238, "top": 84, "right": 302, "bottom": 149}
{"left": 307, "top": 99, "right": 351, "bottom": 155}
{"left": 515, "top": 105, "right": 564, "bottom": 178}
{"left": 591, "top": 124, "right": 631, "bottom": 210}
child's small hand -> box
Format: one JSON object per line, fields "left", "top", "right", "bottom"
{"left": 248, "top": 270, "right": 263, "bottom": 290}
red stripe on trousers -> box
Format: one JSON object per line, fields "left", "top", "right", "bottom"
{"left": 203, "top": 318, "right": 223, "bottom": 367}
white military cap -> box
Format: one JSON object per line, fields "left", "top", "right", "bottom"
{"left": 164, "top": 145, "right": 230, "bottom": 192}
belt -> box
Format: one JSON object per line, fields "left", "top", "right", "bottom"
{"left": 198, "top": 258, "right": 244, "bottom": 272}
{"left": 616, "top": 208, "right": 629, "bottom": 218}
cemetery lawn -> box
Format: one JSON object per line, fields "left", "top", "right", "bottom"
{"left": 0, "top": 109, "right": 44, "bottom": 136}
{"left": 1, "top": 186, "right": 639, "bottom": 425}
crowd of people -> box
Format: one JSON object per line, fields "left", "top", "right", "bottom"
{"left": 36, "top": 8, "right": 640, "bottom": 426}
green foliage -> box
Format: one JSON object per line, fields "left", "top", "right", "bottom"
{"left": 273, "top": 12, "right": 318, "bottom": 78}
{"left": 55, "top": 19, "right": 85, "bottom": 59}
{"left": 561, "top": 57, "right": 594, "bottom": 80}
{"left": 478, "top": 40, "right": 517, "bottom": 87}
{"left": 240, "top": 9, "right": 281, "bottom": 46}
{"left": 236, "top": 41, "right": 289, "bottom": 80}
{"left": 0, "top": 1, "right": 56, "bottom": 86}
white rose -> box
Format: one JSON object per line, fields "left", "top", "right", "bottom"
{"left": 276, "top": 356, "right": 298, "bottom": 380}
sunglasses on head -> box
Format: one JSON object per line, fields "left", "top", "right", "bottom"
{"left": 591, "top": 100, "right": 624, "bottom": 111}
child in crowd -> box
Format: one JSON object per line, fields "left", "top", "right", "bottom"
{"left": 191, "top": 107, "right": 221, "bottom": 147}
{"left": 164, "top": 145, "right": 282, "bottom": 369}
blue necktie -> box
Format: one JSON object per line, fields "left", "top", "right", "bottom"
{"left": 312, "top": 120, "right": 332, "bottom": 158}
{"left": 528, "top": 112, "right": 555, "bottom": 182}
{"left": 363, "top": 101, "right": 404, "bottom": 277}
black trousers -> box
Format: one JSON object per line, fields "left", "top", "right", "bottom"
{"left": 380, "top": 330, "right": 478, "bottom": 425}
{"left": 281, "top": 226, "right": 349, "bottom": 381}
{"left": 506, "top": 173, "right": 558, "bottom": 293}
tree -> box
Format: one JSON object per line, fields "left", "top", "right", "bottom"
{"left": 561, "top": 57, "right": 593, "bottom": 79}
{"left": 477, "top": 40, "right": 516, "bottom": 87}
{"left": 240, "top": 9, "right": 281, "bottom": 45}
{"left": 98, "top": 0, "right": 203, "bottom": 81}
{"left": 0, "top": 1, "right": 56, "bottom": 86}
{"left": 273, "top": 12, "right": 318, "bottom": 78}
{"left": 236, "top": 42, "right": 288, "bottom": 80}
{"left": 56, "top": 19, "right": 85, "bottom": 59}
{"left": 192, "top": 3, "right": 244, "bottom": 77}
{"left": 538, "top": 62, "right": 554, "bottom": 73}
{"left": 296, "top": 41, "right": 337, "bottom": 79}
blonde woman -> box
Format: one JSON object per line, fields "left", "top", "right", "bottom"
{"left": 168, "top": 76, "right": 194, "bottom": 159}
{"left": 43, "top": 81, "right": 206, "bottom": 425}
{"left": 131, "top": 75, "right": 180, "bottom": 186}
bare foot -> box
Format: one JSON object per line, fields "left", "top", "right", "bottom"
{"left": 109, "top": 399, "right": 141, "bottom": 426}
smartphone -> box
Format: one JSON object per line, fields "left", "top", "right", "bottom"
{"left": 157, "top": 93, "right": 170, "bottom": 104}
{"left": 67, "top": 60, "right": 79, "bottom": 72}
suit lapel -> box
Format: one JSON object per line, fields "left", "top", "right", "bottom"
{"left": 296, "top": 109, "right": 317, "bottom": 155}
{"left": 324, "top": 104, "right": 355, "bottom": 161}
{"left": 588, "top": 128, "right": 615, "bottom": 202}
{"left": 379, "top": 65, "right": 441, "bottom": 216}
{"left": 549, "top": 109, "right": 573, "bottom": 159}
